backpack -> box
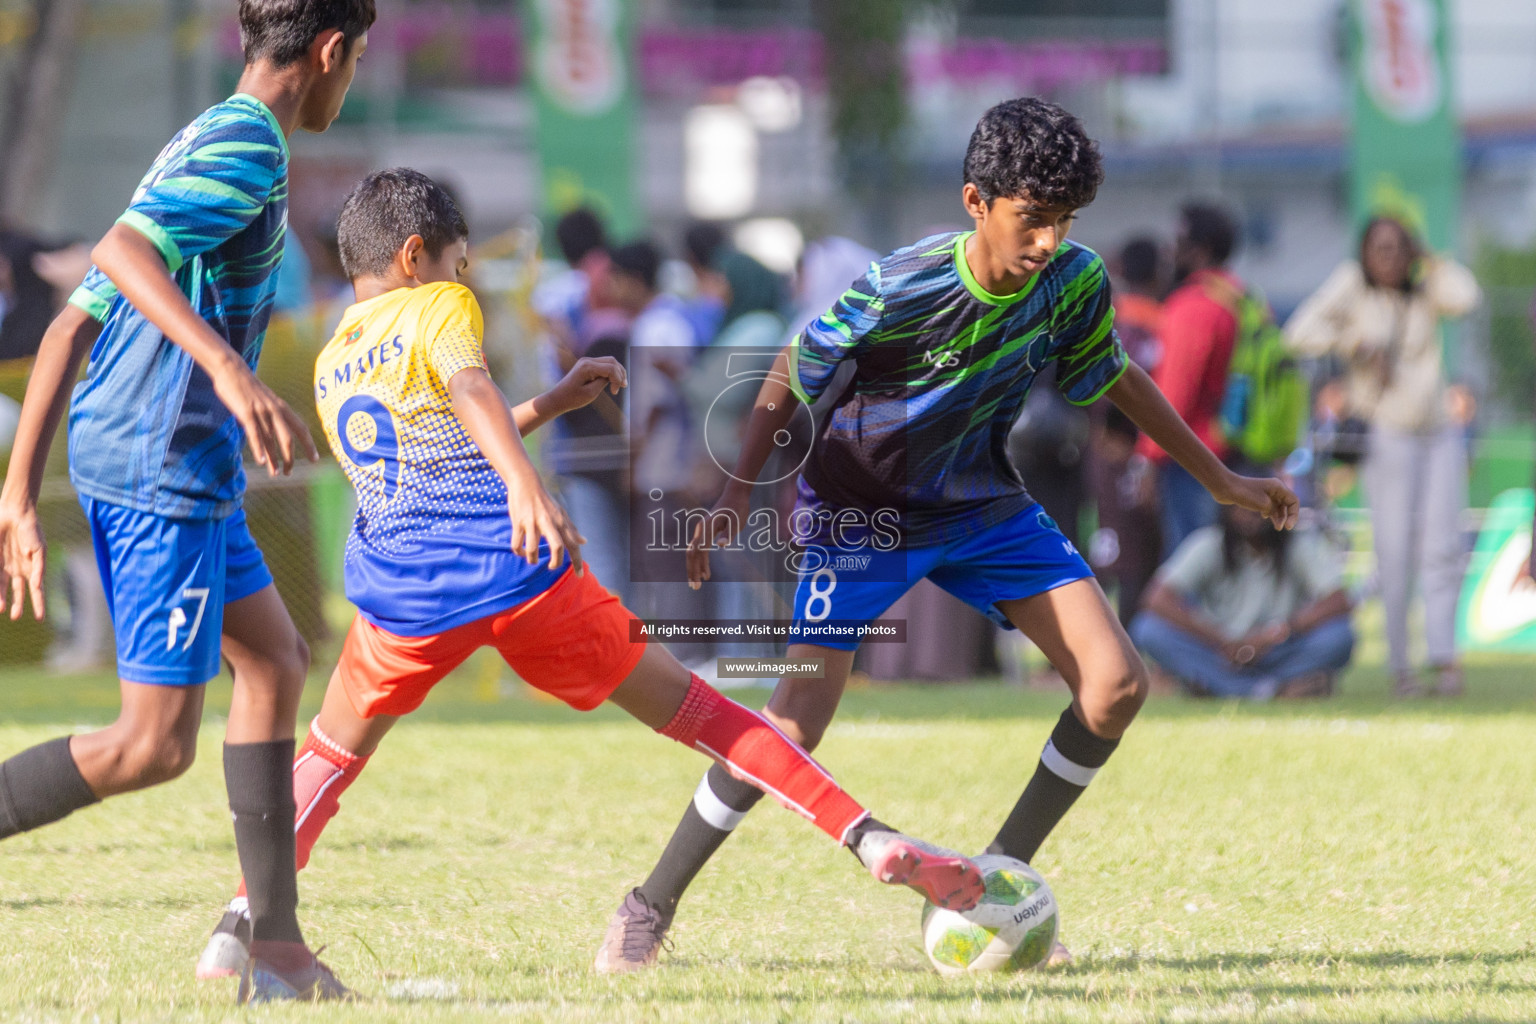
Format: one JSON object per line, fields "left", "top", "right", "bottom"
{"left": 1212, "top": 282, "right": 1307, "bottom": 465}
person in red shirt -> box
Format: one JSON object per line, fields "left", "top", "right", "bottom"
{"left": 1136, "top": 203, "right": 1242, "bottom": 555}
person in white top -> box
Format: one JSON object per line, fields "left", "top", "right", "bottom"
{"left": 1284, "top": 215, "right": 1481, "bottom": 698}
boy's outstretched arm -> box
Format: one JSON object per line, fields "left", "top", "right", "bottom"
{"left": 1105, "top": 362, "right": 1299, "bottom": 529}
{"left": 685, "top": 346, "right": 800, "bottom": 587}
{"left": 91, "top": 224, "right": 318, "bottom": 475}
{"left": 446, "top": 366, "right": 586, "bottom": 572}
{"left": 510, "top": 356, "right": 626, "bottom": 436}
{"left": 0, "top": 304, "right": 102, "bottom": 620}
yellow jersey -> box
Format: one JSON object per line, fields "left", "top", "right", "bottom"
{"left": 314, "top": 282, "right": 565, "bottom": 635}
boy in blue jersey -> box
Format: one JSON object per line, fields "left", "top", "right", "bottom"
{"left": 0, "top": 0, "right": 375, "bottom": 1002}
{"left": 595, "top": 97, "right": 1302, "bottom": 970}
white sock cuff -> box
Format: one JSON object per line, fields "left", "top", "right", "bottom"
{"left": 1040, "top": 739, "right": 1100, "bottom": 787}
{"left": 308, "top": 717, "right": 357, "bottom": 762}
{"left": 693, "top": 772, "right": 749, "bottom": 832}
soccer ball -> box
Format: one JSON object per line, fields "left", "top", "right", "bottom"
{"left": 920, "top": 854, "right": 1059, "bottom": 975}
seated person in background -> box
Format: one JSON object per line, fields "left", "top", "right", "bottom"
{"left": 1129, "top": 465, "right": 1354, "bottom": 699}
{"left": 1089, "top": 406, "right": 1161, "bottom": 630}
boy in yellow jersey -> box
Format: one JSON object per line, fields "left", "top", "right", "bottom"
{"left": 196, "top": 168, "right": 985, "bottom": 978}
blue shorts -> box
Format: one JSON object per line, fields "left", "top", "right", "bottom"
{"left": 84, "top": 498, "right": 275, "bottom": 686}
{"left": 787, "top": 504, "right": 1093, "bottom": 650}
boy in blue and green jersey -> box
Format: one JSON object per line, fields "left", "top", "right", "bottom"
{"left": 0, "top": 0, "right": 374, "bottom": 1002}
{"left": 596, "top": 97, "right": 1301, "bottom": 971}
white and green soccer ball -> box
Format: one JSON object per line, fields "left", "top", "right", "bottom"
{"left": 920, "top": 854, "right": 1059, "bottom": 975}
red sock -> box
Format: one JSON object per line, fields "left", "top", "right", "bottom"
{"left": 658, "top": 674, "right": 868, "bottom": 843}
{"left": 235, "top": 721, "right": 369, "bottom": 899}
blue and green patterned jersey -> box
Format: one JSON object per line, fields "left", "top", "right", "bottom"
{"left": 790, "top": 231, "right": 1126, "bottom": 547}
{"left": 66, "top": 92, "right": 289, "bottom": 519}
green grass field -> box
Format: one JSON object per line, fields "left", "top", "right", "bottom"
{"left": 0, "top": 656, "right": 1532, "bottom": 1023}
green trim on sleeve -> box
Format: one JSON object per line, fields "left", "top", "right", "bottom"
{"left": 116, "top": 210, "right": 185, "bottom": 273}
{"left": 68, "top": 284, "right": 110, "bottom": 323}
{"left": 786, "top": 339, "right": 813, "bottom": 406}
{"left": 1063, "top": 352, "right": 1129, "bottom": 407}
{"left": 952, "top": 232, "right": 1039, "bottom": 307}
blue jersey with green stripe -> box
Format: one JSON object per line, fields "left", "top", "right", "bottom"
{"left": 789, "top": 231, "right": 1125, "bottom": 547}
{"left": 66, "top": 93, "right": 288, "bottom": 519}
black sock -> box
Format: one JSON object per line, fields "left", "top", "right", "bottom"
{"left": 225, "top": 740, "right": 304, "bottom": 944}
{"left": 987, "top": 707, "right": 1120, "bottom": 864}
{"left": 637, "top": 762, "right": 764, "bottom": 921}
{"left": 843, "top": 815, "right": 894, "bottom": 865}
{"left": 0, "top": 737, "right": 99, "bottom": 840}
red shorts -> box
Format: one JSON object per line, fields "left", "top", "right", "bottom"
{"left": 335, "top": 568, "right": 645, "bottom": 719}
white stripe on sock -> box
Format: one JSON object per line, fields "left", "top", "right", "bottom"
{"left": 692, "top": 772, "right": 748, "bottom": 832}
{"left": 1039, "top": 739, "right": 1099, "bottom": 787}
{"left": 695, "top": 741, "right": 817, "bottom": 826}
{"left": 291, "top": 751, "right": 344, "bottom": 832}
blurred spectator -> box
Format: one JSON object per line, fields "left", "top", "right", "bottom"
{"left": 534, "top": 208, "right": 633, "bottom": 601}
{"left": 1108, "top": 234, "right": 1165, "bottom": 371}
{"left": 534, "top": 207, "right": 629, "bottom": 359}
{"left": 1284, "top": 215, "right": 1480, "bottom": 698}
{"left": 1087, "top": 235, "right": 1168, "bottom": 625}
{"left": 0, "top": 230, "right": 106, "bottom": 672}
{"left": 1088, "top": 406, "right": 1161, "bottom": 628}
{"left": 612, "top": 239, "right": 700, "bottom": 499}
{"left": 612, "top": 239, "right": 712, "bottom": 662}
{"left": 681, "top": 244, "right": 792, "bottom": 659}
{"left": 679, "top": 221, "right": 788, "bottom": 351}
{"left": 1130, "top": 478, "right": 1355, "bottom": 700}
{"left": 681, "top": 220, "right": 729, "bottom": 344}
{"left": 1137, "top": 202, "right": 1242, "bottom": 555}
{"left": 0, "top": 230, "right": 92, "bottom": 361}
{"left": 712, "top": 250, "right": 787, "bottom": 343}
{"left": 682, "top": 247, "right": 791, "bottom": 473}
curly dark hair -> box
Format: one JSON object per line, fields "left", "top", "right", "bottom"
{"left": 962, "top": 97, "right": 1104, "bottom": 209}
{"left": 337, "top": 168, "right": 467, "bottom": 279}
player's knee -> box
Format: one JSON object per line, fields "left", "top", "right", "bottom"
{"left": 792, "top": 718, "right": 828, "bottom": 752}
{"left": 266, "top": 632, "right": 310, "bottom": 696}
{"left": 1079, "top": 658, "right": 1148, "bottom": 737}
{"left": 120, "top": 730, "right": 198, "bottom": 787}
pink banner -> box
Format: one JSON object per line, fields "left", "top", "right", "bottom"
{"left": 217, "top": 16, "right": 1164, "bottom": 94}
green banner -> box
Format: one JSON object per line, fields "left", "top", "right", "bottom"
{"left": 525, "top": 0, "right": 639, "bottom": 238}
{"left": 1348, "top": 0, "right": 1460, "bottom": 251}
{"left": 1457, "top": 488, "right": 1536, "bottom": 652}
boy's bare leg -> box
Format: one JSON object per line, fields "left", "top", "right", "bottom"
{"left": 987, "top": 578, "right": 1147, "bottom": 863}
{"left": 66, "top": 683, "right": 205, "bottom": 795}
